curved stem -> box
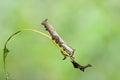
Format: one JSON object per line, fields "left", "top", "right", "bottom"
{"left": 3, "top": 29, "right": 51, "bottom": 80}
{"left": 3, "top": 28, "right": 70, "bottom": 80}
{"left": 3, "top": 30, "right": 21, "bottom": 80}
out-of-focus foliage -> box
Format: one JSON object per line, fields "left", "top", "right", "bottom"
{"left": 0, "top": 0, "right": 120, "bottom": 80}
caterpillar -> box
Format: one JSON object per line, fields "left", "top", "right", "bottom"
{"left": 41, "top": 19, "right": 75, "bottom": 60}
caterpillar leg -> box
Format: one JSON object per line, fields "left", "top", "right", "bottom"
{"left": 60, "top": 51, "right": 67, "bottom": 60}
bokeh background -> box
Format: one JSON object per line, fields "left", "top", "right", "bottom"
{"left": 0, "top": 0, "right": 120, "bottom": 80}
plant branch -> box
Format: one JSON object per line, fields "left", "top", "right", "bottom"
{"left": 2, "top": 29, "right": 51, "bottom": 80}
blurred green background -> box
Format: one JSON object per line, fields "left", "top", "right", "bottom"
{"left": 0, "top": 0, "right": 120, "bottom": 80}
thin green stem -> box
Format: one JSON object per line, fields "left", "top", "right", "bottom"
{"left": 3, "top": 30, "right": 21, "bottom": 80}
{"left": 3, "top": 28, "right": 74, "bottom": 80}
{"left": 3, "top": 28, "right": 71, "bottom": 80}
